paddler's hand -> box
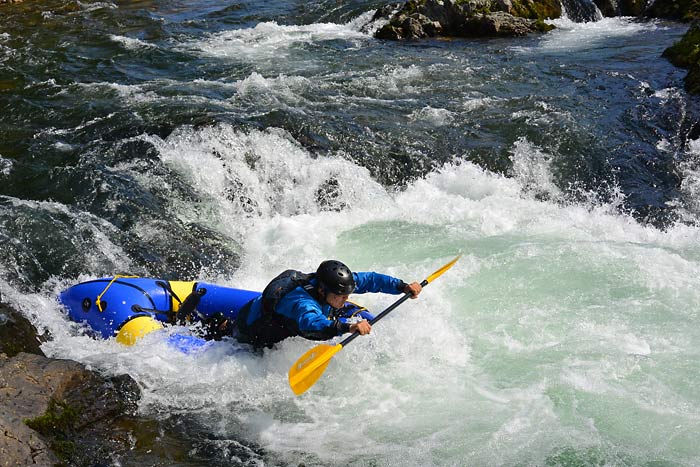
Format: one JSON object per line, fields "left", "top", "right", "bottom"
{"left": 404, "top": 281, "right": 422, "bottom": 298}
{"left": 350, "top": 320, "right": 371, "bottom": 335}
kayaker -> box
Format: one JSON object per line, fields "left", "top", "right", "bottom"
{"left": 232, "top": 260, "right": 422, "bottom": 348}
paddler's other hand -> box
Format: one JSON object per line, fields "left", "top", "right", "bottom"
{"left": 404, "top": 281, "right": 422, "bottom": 299}
{"left": 350, "top": 320, "right": 371, "bottom": 335}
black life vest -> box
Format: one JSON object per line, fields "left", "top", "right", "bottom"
{"left": 241, "top": 270, "right": 319, "bottom": 348}
{"left": 261, "top": 269, "right": 316, "bottom": 317}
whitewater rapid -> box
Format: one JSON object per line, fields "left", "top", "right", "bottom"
{"left": 1, "top": 121, "right": 697, "bottom": 465}
{"left": 1, "top": 6, "right": 699, "bottom": 466}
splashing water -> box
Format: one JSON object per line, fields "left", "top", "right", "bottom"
{"left": 0, "top": 2, "right": 699, "bottom": 466}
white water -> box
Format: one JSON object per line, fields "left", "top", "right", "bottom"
{"left": 2, "top": 12, "right": 698, "bottom": 467}
{"left": 2, "top": 121, "right": 697, "bottom": 466}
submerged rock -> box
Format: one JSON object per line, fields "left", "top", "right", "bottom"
{"left": 373, "top": 0, "right": 559, "bottom": 40}
{"left": 0, "top": 303, "right": 44, "bottom": 357}
{"left": 663, "top": 23, "right": 700, "bottom": 94}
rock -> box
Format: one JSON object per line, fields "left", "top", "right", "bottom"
{"left": 0, "top": 302, "right": 263, "bottom": 464}
{"left": 316, "top": 178, "right": 349, "bottom": 211}
{"left": 376, "top": 23, "right": 405, "bottom": 39}
{"left": 644, "top": 0, "right": 700, "bottom": 21}
{"left": 465, "top": 11, "right": 550, "bottom": 35}
{"left": 592, "top": 0, "right": 700, "bottom": 19}
{"left": 0, "top": 303, "right": 45, "bottom": 358}
{"left": 592, "top": 0, "right": 616, "bottom": 16}
{"left": 0, "top": 395, "right": 58, "bottom": 466}
{"left": 650, "top": 2, "right": 700, "bottom": 95}
{"left": 372, "top": 0, "right": 559, "bottom": 40}
{"left": 508, "top": 0, "right": 562, "bottom": 19}
{"left": 371, "top": 2, "right": 404, "bottom": 22}
{"left": 620, "top": 0, "right": 645, "bottom": 16}
{"left": 561, "top": 0, "right": 601, "bottom": 22}
{"left": 663, "top": 23, "right": 700, "bottom": 94}
{"left": 0, "top": 352, "right": 140, "bottom": 466}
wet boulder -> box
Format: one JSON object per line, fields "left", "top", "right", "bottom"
{"left": 0, "top": 352, "right": 140, "bottom": 466}
{"left": 0, "top": 302, "right": 261, "bottom": 465}
{"left": 463, "top": 10, "right": 552, "bottom": 35}
{"left": 373, "top": 0, "right": 559, "bottom": 40}
{"left": 561, "top": 0, "right": 601, "bottom": 22}
{"left": 644, "top": 0, "right": 700, "bottom": 21}
{"left": 656, "top": 1, "right": 700, "bottom": 95}
{"left": 663, "top": 23, "right": 700, "bottom": 94}
{"left": 592, "top": 0, "right": 700, "bottom": 19}
{"left": 0, "top": 303, "right": 44, "bottom": 357}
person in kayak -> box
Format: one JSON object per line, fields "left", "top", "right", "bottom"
{"left": 232, "top": 260, "right": 422, "bottom": 348}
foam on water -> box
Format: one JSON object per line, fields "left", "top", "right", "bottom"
{"left": 11, "top": 123, "right": 694, "bottom": 465}
{"left": 0, "top": 157, "right": 13, "bottom": 177}
{"left": 3, "top": 10, "right": 699, "bottom": 465}
{"left": 189, "top": 20, "right": 370, "bottom": 65}
{"left": 109, "top": 34, "right": 157, "bottom": 50}
{"left": 231, "top": 72, "right": 313, "bottom": 108}
{"left": 2, "top": 121, "right": 700, "bottom": 465}
{"left": 515, "top": 16, "right": 657, "bottom": 54}
{"left": 408, "top": 106, "right": 455, "bottom": 127}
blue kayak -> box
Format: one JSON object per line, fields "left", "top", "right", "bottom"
{"left": 59, "top": 276, "right": 374, "bottom": 346}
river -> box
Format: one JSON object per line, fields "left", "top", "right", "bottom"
{"left": 1, "top": 1, "right": 699, "bottom": 465}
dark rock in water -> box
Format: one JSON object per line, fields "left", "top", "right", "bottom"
{"left": 0, "top": 302, "right": 44, "bottom": 357}
{"left": 644, "top": 0, "right": 700, "bottom": 21}
{"left": 0, "top": 302, "right": 268, "bottom": 465}
{"left": 663, "top": 23, "right": 700, "bottom": 94}
{"left": 371, "top": 2, "right": 404, "bottom": 22}
{"left": 561, "top": 0, "right": 601, "bottom": 22}
{"left": 373, "top": 0, "right": 559, "bottom": 40}
{"left": 594, "top": 0, "right": 644, "bottom": 18}
{"left": 0, "top": 351, "right": 266, "bottom": 466}
{"left": 316, "top": 177, "right": 348, "bottom": 212}
{"left": 592, "top": 0, "right": 616, "bottom": 16}
{"left": 619, "top": 0, "right": 645, "bottom": 16}
{"left": 593, "top": 0, "right": 699, "bottom": 19}
{"left": 0, "top": 352, "right": 140, "bottom": 466}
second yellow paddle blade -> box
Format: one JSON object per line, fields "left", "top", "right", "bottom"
{"left": 426, "top": 254, "right": 461, "bottom": 284}
{"left": 288, "top": 343, "right": 343, "bottom": 395}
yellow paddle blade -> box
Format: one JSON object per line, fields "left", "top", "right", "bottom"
{"left": 425, "top": 254, "right": 461, "bottom": 284}
{"left": 288, "top": 343, "right": 343, "bottom": 395}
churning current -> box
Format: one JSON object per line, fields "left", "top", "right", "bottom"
{"left": 1, "top": 1, "right": 699, "bottom": 466}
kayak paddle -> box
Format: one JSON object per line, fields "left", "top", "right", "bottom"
{"left": 288, "top": 255, "right": 461, "bottom": 395}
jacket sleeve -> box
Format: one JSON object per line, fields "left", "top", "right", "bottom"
{"left": 277, "top": 291, "right": 350, "bottom": 340}
{"left": 353, "top": 271, "right": 406, "bottom": 295}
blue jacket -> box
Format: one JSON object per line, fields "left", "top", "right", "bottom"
{"left": 243, "top": 271, "right": 405, "bottom": 338}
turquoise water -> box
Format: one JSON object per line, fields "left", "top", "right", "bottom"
{"left": 1, "top": 1, "right": 699, "bottom": 465}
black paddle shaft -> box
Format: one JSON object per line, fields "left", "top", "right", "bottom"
{"left": 339, "top": 279, "right": 429, "bottom": 347}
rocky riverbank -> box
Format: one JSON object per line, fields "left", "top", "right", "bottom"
{"left": 0, "top": 302, "right": 262, "bottom": 466}
{"left": 372, "top": 0, "right": 559, "bottom": 40}
{"left": 655, "top": 1, "right": 700, "bottom": 94}
{"left": 367, "top": 0, "right": 700, "bottom": 94}
{"left": 0, "top": 302, "right": 141, "bottom": 465}
{"left": 370, "top": 0, "right": 700, "bottom": 41}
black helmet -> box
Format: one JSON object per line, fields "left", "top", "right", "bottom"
{"left": 316, "top": 260, "right": 356, "bottom": 295}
